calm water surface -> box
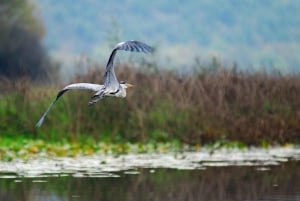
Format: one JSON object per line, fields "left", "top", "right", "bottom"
{"left": 0, "top": 149, "right": 299, "bottom": 201}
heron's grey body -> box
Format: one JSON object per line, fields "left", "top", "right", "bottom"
{"left": 36, "top": 40, "right": 153, "bottom": 127}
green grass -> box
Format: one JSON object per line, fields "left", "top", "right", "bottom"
{"left": 1, "top": 135, "right": 297, "bottom": 161}
{"left": 0, "top": 136, "right": 189, "bottom": 161}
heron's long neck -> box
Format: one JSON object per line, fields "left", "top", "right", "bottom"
{"left": 106, "top": 49, "right": 117, "bottom": 69}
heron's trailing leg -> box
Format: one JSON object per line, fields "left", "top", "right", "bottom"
{"left": 88, "top": 93, "right": 104, "bottom": 106}
{"left": 88, "top": 99, "right": 100, "bottom": 106}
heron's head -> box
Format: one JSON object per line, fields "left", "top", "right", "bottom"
{"left": 120, "top": 81, "right": 134, "bottom": 89}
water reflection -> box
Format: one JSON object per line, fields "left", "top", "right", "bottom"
{"left": 0, "top": 161, "right": 299, "bottom": 201}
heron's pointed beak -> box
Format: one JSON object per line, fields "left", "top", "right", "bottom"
{"left": 126, "top": 83, "right": 134, "bottom": 88}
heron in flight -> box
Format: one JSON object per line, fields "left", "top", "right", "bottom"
{"left": 36, "top": 40, "right": 153, "bottom": 127}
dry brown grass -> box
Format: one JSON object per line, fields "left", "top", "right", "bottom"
{"left": 68, "top": 64, "right": 300, "bottom": 144}
{"left": 1, "top": 63, "right": 300, "bottom": 145}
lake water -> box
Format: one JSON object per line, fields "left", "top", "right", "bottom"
{"left": 0, "top": 147, "right": 299, "bottom": 201}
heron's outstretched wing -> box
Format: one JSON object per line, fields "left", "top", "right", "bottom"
{"left": 36, "top": 83, "right": 103, "bottom": 127}
{"left": 103, "top": 40, "right": 153, "bottom": 93}
{"left": 114, "top": 40, "right": 153, "bottom": 53}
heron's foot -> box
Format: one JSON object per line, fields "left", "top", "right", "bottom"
{"left": 88, "top": 100, "right": 97, "bottom": 106}
{"left": 89, "top": 93, "right": 104, "bottom": 106}
{"left": 88, "top": 96, "right": 100, "bottom": 106}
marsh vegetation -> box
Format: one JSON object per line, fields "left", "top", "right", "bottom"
{"left": 1, "top": 61, "right": 300, "bottom": 147}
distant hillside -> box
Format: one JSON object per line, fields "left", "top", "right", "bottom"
{"left": 35, "top": 0, "right": 300, "bottom": 71}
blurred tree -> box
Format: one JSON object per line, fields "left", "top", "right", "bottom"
{"left": 0, "top": 0, "right": 57, "bottom": 81}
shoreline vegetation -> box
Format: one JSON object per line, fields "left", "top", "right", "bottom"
{"left": 0, "top": 61, "right": 300, "bottom": 160}
{"left": 0, "top": 136, "right": 297, "bottom": 161}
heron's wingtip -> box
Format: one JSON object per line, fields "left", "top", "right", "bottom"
{"left": 36, "top": 117, "right": 45, "bottom": 127}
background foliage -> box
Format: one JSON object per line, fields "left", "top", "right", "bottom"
{"left": 0, "top": 0, "right": 57, "bottom": 81}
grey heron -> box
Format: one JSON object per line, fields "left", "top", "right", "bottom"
{"left": 36, "top": 40, "right": 153, "bottom": 127}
